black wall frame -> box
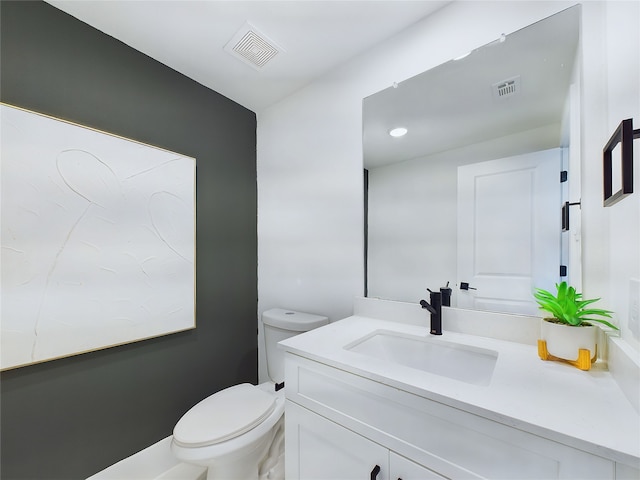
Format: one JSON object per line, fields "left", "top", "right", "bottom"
{"left": 603, "top": 118, "right": 639, "bottom": 207}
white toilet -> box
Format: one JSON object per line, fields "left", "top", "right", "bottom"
{"left": 171, "top": 308, "right": 328, "bottom": 480}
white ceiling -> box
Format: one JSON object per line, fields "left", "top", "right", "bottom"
{"left": 45, "top": 0, "right": 450, "bottom": 113}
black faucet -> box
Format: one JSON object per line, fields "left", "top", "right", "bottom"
{"left": 420, "top": 289, "right": 442, "bottom": 335}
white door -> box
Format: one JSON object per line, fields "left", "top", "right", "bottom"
{"left": 285, "top": 401, "right": 389, "bottom": 480}
{"left": 457, "top": 149, "right": 561, "bottom": 315}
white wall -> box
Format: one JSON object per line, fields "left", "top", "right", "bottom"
{"left": 257, "top": 0, "right": 639, "bottom": 381}
{"left": 580, "top": 1, "right": 640, "bottom": 351}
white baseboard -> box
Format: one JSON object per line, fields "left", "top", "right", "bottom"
{"left": 87, "top": 436, "right": 206, "bottom": 480}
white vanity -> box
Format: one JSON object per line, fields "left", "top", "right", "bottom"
{"left": 280, "top": 298, "right": 640, "bottom": 480}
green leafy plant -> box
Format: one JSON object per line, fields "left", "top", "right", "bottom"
{"left": 534, "top": 282, "right": 618, "bottom": 330}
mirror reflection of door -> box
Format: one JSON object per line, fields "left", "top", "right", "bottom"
{"left": 362, "top": 5, "right": 581, "bottom": 315}
{"left": 457, "top": 148, "right": 561, "bottom": 315}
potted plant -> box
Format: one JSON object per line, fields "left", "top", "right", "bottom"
{"left": 534, "top": 282, "right": 617, "bottom": 369}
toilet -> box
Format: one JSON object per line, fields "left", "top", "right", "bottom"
{"left": 170, "top": 308, "right": 328, "bottom": 480}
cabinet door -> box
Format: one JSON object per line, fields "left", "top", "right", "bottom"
{"left": 286, "top": 401, "right": 389, "bottom": 480}
{"left": 390, "top": 452, "right": 445, "bottom": 480}
{"left": 616, "top": 461, "right": 640, "bottom": 479}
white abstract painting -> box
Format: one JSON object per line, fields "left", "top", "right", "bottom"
{"left": 1, "top": 104, "right": 196, "bottom": 370}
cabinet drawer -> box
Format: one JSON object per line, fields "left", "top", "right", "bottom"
{"left": 285, "top": 354, "right": 614, "bottom": 480}
{"left": 390, "top": 452, "right": 445, "bottom": 480}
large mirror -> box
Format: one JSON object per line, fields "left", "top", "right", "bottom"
{"left": 363, "top": 6, "right": 581, "bottom": 315}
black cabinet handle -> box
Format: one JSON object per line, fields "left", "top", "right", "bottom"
{"left": 370, "top": 465, "right": 381, "bottom": 479}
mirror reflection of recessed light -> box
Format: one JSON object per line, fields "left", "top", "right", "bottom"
{"left": 453, "top": 51, "right": 471, "bottom": 61}
{"left": 389, "top": 127, "right": 408, "bottom": 137}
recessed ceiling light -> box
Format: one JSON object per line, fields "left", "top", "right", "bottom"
{"left": 389, "top": 127, "right": 408, "bottom": 137}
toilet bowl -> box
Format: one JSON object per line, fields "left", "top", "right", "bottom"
{"left": 171, "top": 383, "right": 285, "bottom": 479}
{"left": 170, "top": 309, "right": 328, "bottom": 480}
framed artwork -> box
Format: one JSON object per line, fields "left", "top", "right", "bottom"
{"left": 1, "top": 104, "right": 196, "bottom": 370}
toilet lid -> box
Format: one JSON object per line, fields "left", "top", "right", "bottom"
{"left": 173, "top": 383, "right": 276, "bottom": 448}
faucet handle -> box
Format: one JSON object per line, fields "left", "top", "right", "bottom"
{"left": 420, "top": 299, "right": 437, "bottom": 314}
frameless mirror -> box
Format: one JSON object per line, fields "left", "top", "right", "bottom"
{"left": 363, "top": 6, "right": 580, "bottom": 315}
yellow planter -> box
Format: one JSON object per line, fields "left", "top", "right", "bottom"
{"left": 538, "top": 318, "right": 597, "bottom": 370}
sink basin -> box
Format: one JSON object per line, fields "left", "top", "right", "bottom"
{"left": 345, "top": 331, "right": 498, "bottom": 386}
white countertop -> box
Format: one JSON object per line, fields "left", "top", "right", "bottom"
{"left": 280, "top": 315, "right": 640, "bottom": 466}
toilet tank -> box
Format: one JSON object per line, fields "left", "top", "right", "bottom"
{"left": 263, "top": 308, "right": 328, "bottom": 384}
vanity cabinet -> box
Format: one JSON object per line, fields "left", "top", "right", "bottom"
{"left": 286, "top": 400, "right": 444, "bottom": 480}
{"left": 284, "top": 353, "right": 616, "bottom": 480}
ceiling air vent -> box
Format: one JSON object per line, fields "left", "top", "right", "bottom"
{"left": 224, "top": 22, "right": 282, "bottom": 71}
{"left": 492, "top": 76, "right": 521, "bottom": 100}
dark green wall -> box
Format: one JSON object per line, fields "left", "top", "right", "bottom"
{"left": 0, "top": 2, "right": 258, "bottom": 478}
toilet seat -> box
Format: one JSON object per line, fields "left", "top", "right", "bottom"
{"left": 173, "top": 383, "right": 276, "bottom": 448}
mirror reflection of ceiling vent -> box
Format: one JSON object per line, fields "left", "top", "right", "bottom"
{"left": 492, "top": 76, "right": 521, "bottom": 99}
{"left": 224, "top": 22, "right": 283, "bottom": 71}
